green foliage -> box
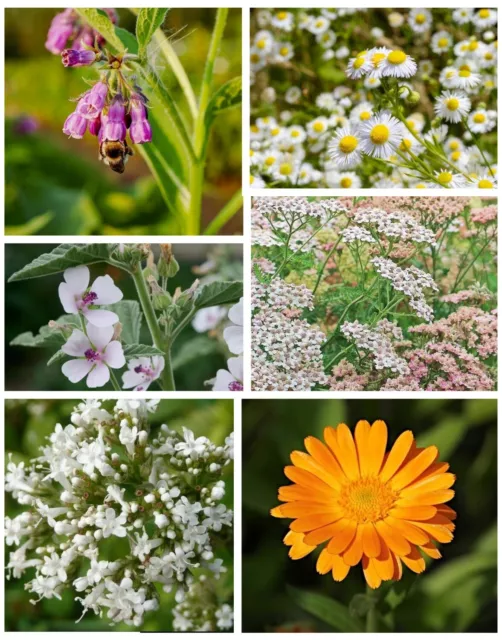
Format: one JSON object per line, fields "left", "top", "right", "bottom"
{"left": 136, "top": 8, "right": 169, "bottom": 60}
{"left": 288, "top": 587, "right": 364, "bottom": 632}
{"left": 194, "top": 280, "right": 243, "bottom": 309}
{"left": 110, "top": 300, "right": 142, "bottom": 344}
{"left": 172, "top": 335, "right": 219, "bottom": 370}
{"left": 122, "top": 343, "right": 165, "bottom": 358}
{"left": 205, "top": 76, "right": 242, "bottom": 128}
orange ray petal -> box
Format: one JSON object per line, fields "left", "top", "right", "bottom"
{"left": 420, "top": 541, "right": 442, "bottom": 559}
{"left": 303, "top": 520, "right": 347, "bottom": 546}
{"left": 342, "top": 524, "right": 364, "bottom": 566}
{"left": 304, "top": 436, "right": 345, "bottom": 483}
{"left": 355, "top": 420, "right": 371, "bottom": 477}
{"left": 396, "top": 489, "right": 455, "bottom": 508}
{"left": 362, "top": 556, "right": 382, "bottom": 589}
{"left": 361, "top": 522, "right": 381, "bottom": 558}
{"left": 400, "top": 547, "right": 426, "bottom": 574}
{"left": 332, "top": 554, "right": 351, "bottom": 582}
{"left": 290, "top": 451, "right": 342, "bottom": 490}
{"left": 375, "top": 519, "right": 411, "bottom": 556}
{"left": 390, "top": 446, "right": 439, "bottom": 491}
{"left": 385, "top": 516, "right": 430, "bottom": 545}
{"left": 436, "top": 504, "right": 457, "bottom": 521}
{"left": 367, "top": 420, "right": 388, "bottom": 476}
{"left": 284, "top": 530, "right": 316, "bottom": 560}
{"left": 272, "top": 502, "right": 343, "bottom": 519}
{"left": 412, "top": 521, "right": 454, "bottom": 543}
{"left": 316, "top": 548, "right": 335, "bottom": 574}
{"left": 290, "top": 511, "right": 342, "bottom": 533}
{"left": 392, "top": 554, "right": 403, "bottom": 581}
{"left": 278, "top": 484, "right": 335, "bottom": 503}
{"left": 326, "top": 518, "right": 358, "bottom": 555}
{"left": 284, "top": 466, "right": 334, "bottom": 496}
{"left": 407, "top": 461, "right": 450, "bottom": 487}
{"left": 372, "top": 542, "right": 395, "bottom": 581}
{"left": 389, "top": 505, "right": 438, "bottom": 521}
{"left": 379, "top": 430, "right": 414, "bottom": 483}
{"left": 324, "top": 424, "right": 360, "bottom": 480}
{"left": 399, "top": 472, "right": 456, "bottom": 498}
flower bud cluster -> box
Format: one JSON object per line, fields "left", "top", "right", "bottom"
{"left": 5, "top": 399, "right": 233, "bottom": 629}
{"left": 350, "top": 208, "right": 437, "bottom": 246}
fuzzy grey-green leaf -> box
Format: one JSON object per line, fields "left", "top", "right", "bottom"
{"left": 194, "top": 281, "right": 242, "bottom": 309}
{"left": 123, "top": 344, "right": 165, "bottom": 359}
{"left": 136, "top": 8, "right": 169, "bottom": 59}
{"left": 110, "top": 300, "right": 143, "bottom": 345}
{"left": 8, "top": 244, "right": 118, "bottom": 281}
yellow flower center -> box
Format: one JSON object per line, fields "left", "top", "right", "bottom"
{"left": 315, "top": 20, "right": 324, "bottom": 28}
{"left": 370, "top": 124, "right": 390, "bottom": 144}
{"left": 446, "top": 98, "right": 460, "bottom": 110}
{"left": 340, "top": 177, "right": 353, "bottom": 188}
{"left": 339, "top": 135, "right": 359, "bottom": 154}
{"left": 479, "top": 9, "right": 490, "bottom": 19}
{"left": 371, "top": 52, "right": 386, "bottom": 67}
{"left": 485, "top": 52, "right": 494, "bottom": 60}
{"left": 359, "top": 111, "right": 372, "bottom": 121}
{"left": 469, "top": 41, "right": 479, "bottom": 51}
{"left": 478, "top": 179, "right": 494, "bottom": 188}
{"left": 449, "top": 140, "right": 460, "bottom": 150}
{"left": 271, "top": 128, "right": 280, "bottom": 136}
{"left": 291, "top": 130, "right": 300, "bottom": 138}
{"left": 277, "top": 11, "right": 287, "bottom": 20}
{"left": 438, "top": 38, "right": 449, "bottom": 48}
{"left": 387, "top": 50, "right": 407, "bottom": 65}
{"left": 264, "top": 156, "right": 276, "bottom": 166}
{"left": 406, "top": 119, "right": 416, "bottom": 130}
{"left": 438, "top": 171, "right": 453, "bottom": 185}
{"left": 250, "top": 175, "right": 254, "bottom": 184}
{"left": 415, "top": 13, "right": 426, "bottom": 24}
{"left": 459, "top": 69, "right": 471, "bottom": 78}
{"left": 353, "top": 56, "right": 366, "bottom": 69}
{"left": 339, "top": 478, "right": 397, "bottom": 523}
{"left": 446, "top": 70, "right": 455, "bottom": 78}
{"left": 451, "top": 151, "right": 462, "bottom": 161}
{"left": 279, "top": 163, "right": 293, "bottom": 175}
{"left": 416, "top": 183, "right": 426, "bottom": 188}
{"left": 399, "top": 138, "right": 413, "bottom": 152}
{"left": 256, "top": 39, "right": 267, "bottom": 49}
{"left": 251, "top": 53, "right": 260, "bottom": 64}
{"left": 313, "top": 121, "right": 325, "bottom": 133}
{"left": 280, "top": 47, "right": 289, "bottom": 56}
{"left": 251, "top": 125, "right": 259, "bottom": 133}
{"left": 474, "top": 113, "right": 486, "bottom": 123}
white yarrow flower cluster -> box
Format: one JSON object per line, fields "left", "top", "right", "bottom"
{"left": 5, "top": 400, "right": 233, "bottom": 630}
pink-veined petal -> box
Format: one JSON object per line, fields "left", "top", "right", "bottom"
{"left": 223, "top": 326, "right": 243, "bottom": 355}
{"left": 91, "top": 275, "right": 123, "bottom": 305}
{"left": 228, "top": 298, "right": 243, "bottom": 325}
{"left": 227, "top": 356, "right": 243, "bottom": 381}
{"left": 103, "top": 341, "right": 125, "bottom": 368}
{"left": 213, "top": 369, "right": 235, "bottom": 391}
{"left": 61, "top": 329, "right": 90, "bottom": 357}
{"left": 62, "top": 358, "right": 93, "bottom": 383}
{"left": 63, "top": 265, "right": 89, "bottom": 293}
{"left": 58, "top": 283, "right": 79, "bottom": 314}
{"left": 83, "top": 308, "right": 119, "bottom": 327}
{"left": 86, "top": 323, "right": 114, "bottom": 350}
{"left": 86, "top": 362, "right": 110, "bottom": 388}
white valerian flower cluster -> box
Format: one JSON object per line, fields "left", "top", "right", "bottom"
{"left": 172, "top": 581, "right": 234, "bottom": 632}
{"left": 251, "top": 272, "right": 327, "bottom": 390}
{"left": 5, "top": 399, "right": 233, "bottom": 630}
{"left": 371, "top": 257, "right": 439, "bottom": 322}
{"left": 341, "top": 319, "right": 410, "bottom": 375}
{"left": 350, "top": 208, "right": 438, "bottom": 246}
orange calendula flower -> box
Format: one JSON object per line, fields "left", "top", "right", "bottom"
{"left": 271, "top": 420, "right": 456, "bottom": 589}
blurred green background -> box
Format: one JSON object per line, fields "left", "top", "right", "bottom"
{"left": 5, "top": 8, "right": 242, "bottom": 235}
{"left": 5, "top": 397, "right": 234, "bottom": 632}
{"left": 243, "top": 399, "right": 497, "bottom": 633}
{"left": 5, "top": 243, "right": 242, "bottom": 390}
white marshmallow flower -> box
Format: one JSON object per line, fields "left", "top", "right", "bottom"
{"left": 213, "top": 356, "right": 244, "bottom": 391}
{"left": 223, "top": 298, "right": 243, "bottom": 355}
{"left": 59, "top": 265, "right": 123, "bottom": 327}
{"left": 122, "top": 356, "right": 165, "bottom": 391}
{"left": 61, "top": 323, "right": 125, "bottom": 388}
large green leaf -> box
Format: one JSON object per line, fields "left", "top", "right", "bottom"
{"left": 10, "top": 313, "right": 79, "bottom": 350}
{"left": 172, "top": 336, "right": 219, "bottom": 370}
{"left": 287, "top": 587, "right": 364, "bottom": 632}
{"left": 205, "top": 76, "right": 242, "bottom": 129}
{"left": 76, "top": 9, "right": 138, "bottom": 55}
{"left": 136, "top": 8, "right": 169, "bottom": 60}
{"left": 110, "top": 300, "right": 142, "bottom": 344}
{"left": 8, "top": 244, "right": 118, "bottom": 281}
{"left": 194, "top": 281, "right": 242, "bottom": 310}
{"left": 123, "top": 344, "right": 164, "bottom": 359}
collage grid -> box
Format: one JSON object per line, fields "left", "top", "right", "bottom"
{"left": 1, "top": 1, "right": 501, "bottom": 636}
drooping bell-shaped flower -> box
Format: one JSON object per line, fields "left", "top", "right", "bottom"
{"left": 129, "top": 93, "right": 152, "bottom": 144}
{"left": 45, "top": 9, "right": 75, "bottom": 54}
{"left": 77, "top": 82, "right": 109, "bottom": 120}
{"left": 61, "top": 48, "right": 96, "bottom": 68}
{"left": 63, "top": 111, "right": 87, "bottom": 139}
{"left": 101, "top": 94, "right": 127, "bottom": 141}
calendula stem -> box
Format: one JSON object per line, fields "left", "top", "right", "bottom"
{"left": 366, "top": 587, "right": 378, "bottom": 633}
{"left": 131, "top": 267, "right": 175, "bottom": 391}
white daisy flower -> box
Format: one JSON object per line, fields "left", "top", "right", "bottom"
{"left": 408, "top": 9, "right": 432, "bottom": 33}
{"left": 467, "top": 109, "right": 495, "bottom": 134}
{"left": 478, "top": 45, "right": 497, "bottom": 69}
{"left": 326, "top": 169, "right": 362, "bottom": 189}
{"left": 418, "top": 60, "right": 434, "bottom": 76}
{"left": 322, "top": 49, "right": 335, "bottom": 61}
{"left": 250, "top": 49, "right": 266, "bottom": 72}
{"left": 439, "top": 66, "right": 460, "bottom": 89}
{"left": 431, "top": 31, "right": 452, "bottom": 54}
{"left": 406, "top": 113, "right": 425, "bottom": 133}
{"left": 346, "top": 51, "right": 372, "bottom": 79}
{"left": 307, "top": 16, "right": 330, "bottom": 35}
{"left": 447, "top": 149, "right": 470, "bottom": 169}
{"left": 432, "top": 170, "right": 470, "bottom": 188}
{"left": 335, "top": 45, "right": 350, "bottom": 59}
{"left": 261, "top": 150, "right": 280, "bottom": 173}
{"left": 349, "top": 102, "right": 374, "bottom": 126}
{"left": 367, "top": 46, "right": 392, "bottom": 78}
{"left": 328, "top": 126, "right": 362, "bottom": 168}
{"left": 451, "top": 66, "right": 482, "bottom": 91}
{"left": 359, "top": 111, "right": 404, "bottom": 159}
{"left": 380, "top": 50, "right": 417, "bottom": 78}
{"left": 445, "top": 137, "right": 465, "bottom": 154}
{"left": 271, "top": 11, "right": 294, "bottom": 31}
{"left": 434, "top": 91, "right": 471, "bottom": 123}
{"left": 286, "top": 125, "right": 307, "bottom": 145}
{"left": 364, "top": 76, "right": 381, "bottom": 89}
{"left": 253, "top": 30, "right": 275, "bottom": 55}
{"left": 317, "top": 29, "right": 336, "bottom": 49}
{"left": 316, "top": 92, "right": 338, "bottom": 112}
{"left": 250, "top": 174, "right": 265, "bottom": 188}
{"left": 472, "top": 173, "right": 498, "bottom": 189}
{"left": 285, "top": 86, "right": 301, "bottom": 104}
{"left": 306, "top": 116, "right": 329, "bottom": 138}
{"left": 274, "top": 41, "right": 294, "bottom": 63}
{"left": 472, "top": 9, "right": 498, "bottom": 30}
{"left": 398, "top": 135, "right": 423, "bottom": 156}
{"left": 452, "top": 8, "right": 474, "bottom": 25}
{"left": 272, "top": 158, "right": 300, "bottom": 183}
{"left": 255, "top": 116, "right": 276, "bottom": 131}
{"left": 388, "top": 12, "right": 405, "bottom": 28}
{"left": 249, "top": 148, "right": 262, "bottom": 166}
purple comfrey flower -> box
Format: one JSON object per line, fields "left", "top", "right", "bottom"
{"left": 122, "top": 356, "right": 165, "bottom": 391}
{"left": 59, "top": 265, "right": 123, "bottom": 327}
{"left": 77, "top": 82, "right": 109, "bottom": 120}
{"left": 100, "top": 94, "right": 127, "bottom": 141}
{"left": 45, "top": 9, "right": 75, "bottom": 55}
{"left": 129, "top": 94, "right": 152, "bottom": 144}
{"left": 61, "top": 48, "right": 96, "bottom": 68}
{"left": 63, "top": 111, "right": 87, "bottom": 139}
{"left": 88, "top": 115, "right": 101, "bottom": 137}
{"left": 61, "top": 323, "right": 125, "bottom": 388}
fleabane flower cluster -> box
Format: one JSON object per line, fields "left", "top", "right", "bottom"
{"left": 5, "top": 399, "right": 234, "bottom": 630}
{"left": 47, "top": 9, "right": 152, "bottom": 173}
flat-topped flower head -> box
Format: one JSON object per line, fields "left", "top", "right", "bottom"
{"left": 359, "top": 111, "right": 404, "bottom": 159}
{"left": 59, "top": 265, "right": 123, "bottom": 327}
{"left": 434, "top": 90, "right": 471, "bottom": 123}
{"left": 61, "top": 323, "right": 125, "bottom": 388}
{"left": 271, "top": 420, "right": 456, "bottom": 589}
{"left": 328, "top": 126, "right": 361, "bottom": 168}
